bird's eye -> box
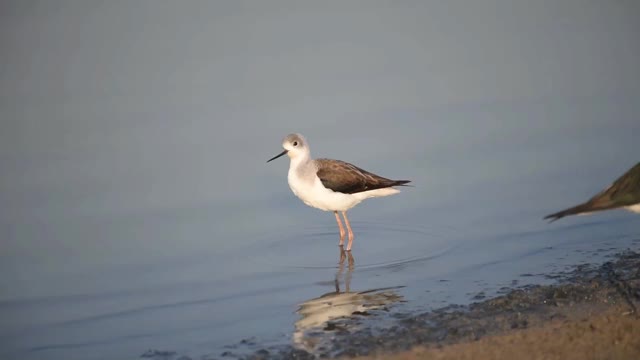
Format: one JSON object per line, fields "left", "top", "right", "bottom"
{"left": 293, "top": 141, "right": 298, "bottom": 146}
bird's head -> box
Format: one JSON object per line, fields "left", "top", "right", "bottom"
{"left": 267, "top": 133, "right": 309, "bottom": 162}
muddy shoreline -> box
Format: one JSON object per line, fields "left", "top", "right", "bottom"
{"left": 140, "top": 248, "right": 640, "bottom": 360}
{"left": 230, "top": 249, "right": 640, "bottom": 360}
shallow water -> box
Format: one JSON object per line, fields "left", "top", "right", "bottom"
{"left": 1, "top": 1, "right": 640, "bottom": 359}
{"left": 2, "top": 211, "right": 639, "bottom": 359}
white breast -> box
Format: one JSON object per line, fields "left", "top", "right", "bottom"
{"left": 626, "top": 203, "right": 640, "bottom": 213}
{"left": 287, "top": 170, "right": 362, "bottom": 212}
{"left": 287, "top": 169, "right": 316, "bottom": 205}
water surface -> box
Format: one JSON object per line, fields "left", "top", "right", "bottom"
{"left": 1, "top": 1, "right": 640, "bottom": 359}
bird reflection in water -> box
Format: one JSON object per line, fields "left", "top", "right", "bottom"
{"left": 293, "top": 247, "right": 403, "bottom": 351}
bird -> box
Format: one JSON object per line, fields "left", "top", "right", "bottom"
{"left": 544, "top": 162, "right": 640, "bottom": 222}
{"left": 267, "top": 133, "right": 411, "bottom": 250}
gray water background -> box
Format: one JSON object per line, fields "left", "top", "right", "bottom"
{"left": 1, "top": 1, "right": 639, "bottom": 359}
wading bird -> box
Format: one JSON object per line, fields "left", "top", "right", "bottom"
{"left": 267, "top": 133, "right": 411, "bottom": 250}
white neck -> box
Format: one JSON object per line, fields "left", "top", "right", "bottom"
{"left": 289, "top": 150, "right": 311, "bottom": 171}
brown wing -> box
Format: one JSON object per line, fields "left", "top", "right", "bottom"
{"left": 315, "top": 158, "right": 411, "bottom": 194}
{"left": 598, "top": 162, "right": 640, "bottom": 205}
{"left": 544, "top": 162, "right": 640, "bottom": 221}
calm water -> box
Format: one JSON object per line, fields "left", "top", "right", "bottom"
{"left": 2, "top": 201, "right": 639, "bottom": 360}
{"left": 1, "top": 1, "right": 640, "bottom": 359}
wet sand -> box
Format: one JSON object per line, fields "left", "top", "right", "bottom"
{"left": 353, "top": 250, "right": 640, "bottom": 360}
{"left": 240, "top": 249, "right": 640, "bottom": 359}
{"left": 366, "top": 306, "right": 640, "bottom": 360}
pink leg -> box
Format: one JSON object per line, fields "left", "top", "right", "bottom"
{"left": 342, "top": 211, "right": 355, "bottom": 251}
{"left": 334, "top": 211, "right": 346, "bottom": 246}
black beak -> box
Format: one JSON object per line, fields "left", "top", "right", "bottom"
{"left": 267, "top": 149, "right": 288, "bottom": 163}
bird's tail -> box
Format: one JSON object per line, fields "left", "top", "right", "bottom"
{"left": 392, "top": 180, "right": 412, "bottom": 187}
{"left": 543, "top": 202, "right": 592, "bottom": 223}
